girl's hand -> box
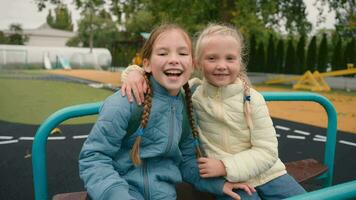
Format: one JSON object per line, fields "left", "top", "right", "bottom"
{"left": 223, "top": 182, "right": 256, "bottom": 200}
{"left": 120, "top": 70, "right": 147, "bottom": 105}
{"left": 198, "top": 157, "right": 227, "bottom": 178}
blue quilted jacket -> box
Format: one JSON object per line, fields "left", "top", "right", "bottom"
{"left": 79, "top": 77, "right": 225, "bottom": 200}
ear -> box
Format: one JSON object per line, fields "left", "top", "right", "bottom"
{"left": 143, "top": 58, "right": 151, "bottom": 73}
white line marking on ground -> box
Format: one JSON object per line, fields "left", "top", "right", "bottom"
{"left": 48, "top": 136, "right": 66, "bottom": 140}
{"left": 275, "top": 125, "right": 290, "bottom": 131}
{"left": 339, "top": 140, "right": 356, "bottom": 147}
{"left": 0, "top": 136, "right": 14, "bottom": 140}
{"left": 287, "top": 135, "right": 306, "bottom": 140}
{"left": 313, "top": 138, "right": 326, "bottom": 142}
{"left": 315, "top": 135, "right": 326, "bottom": 139}
{"left": 276, "top": 134, "right": 280, "bottom": 137}
{"left": 19, "top": 137, "right": 34, "bottom": 140}
{"left": 293, "top": 130, "right": 311, "bottom": 136}
{"left": 73, "top": 135, "right": 88, "bottom": 139}
{"left": 0, "top": 139, "right": 19, "bottom": 145}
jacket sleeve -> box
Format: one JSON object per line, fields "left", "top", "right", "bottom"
{"left": 178, "top": 116, "right": 225, "bottom": 196}
{"left": 221, "top": 91, "right": 279, "bottom": 182}
{"left": 79, "top": 94, "right": 135, "bottom": 200}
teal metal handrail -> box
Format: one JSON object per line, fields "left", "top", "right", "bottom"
{"left": 285, "top": 180, "right": 356, "bottom": 200}
{"left": 32, "top": 92, "right": 338, "bottom": 200}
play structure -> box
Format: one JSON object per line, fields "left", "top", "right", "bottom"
{"left": 0, "top": 45, "right": 111, "bottom": 70}
{"left": 31, "top": 92, "right": 356, "bottom": 200}
{"left": 265, "top": 64, "right": 356, "bottom": 91}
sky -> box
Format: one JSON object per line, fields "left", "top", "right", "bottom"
{"left": 0, "top": 0, "right": 336, "bottom": 34}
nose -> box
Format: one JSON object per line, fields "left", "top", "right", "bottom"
{"left": 216, "top": 61, "right": 227, "bottom": 71}
{"left": 168, "top": 53, "right": 179, "bottom": 65}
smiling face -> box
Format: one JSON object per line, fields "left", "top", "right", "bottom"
{"left": 143, "top": 29, "right": 193, "bottom": 96}
{"left": 198, "top": 35, "right": 241, "bottom": 87}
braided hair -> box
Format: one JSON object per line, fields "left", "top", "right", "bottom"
{"left": 195, "top": 23, "right": 254, "bottom": 130}
{"left": 130, "top": 24, "right": 203, "bottom": 165}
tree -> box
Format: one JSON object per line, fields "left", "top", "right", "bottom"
{"left": 247, "top": 33, "right": 257, "bottom": 72}
{"left": 316, "top": 0, "right": 355, "bottom": 38}
{"left": 275, "top": 39, "right": 285, "bottom": 73}
{"left": 285, "top": 38, "right": 297, "bottom": 74}
{"left": 46, "top": 10, "right": 54, "bottom": 26}
{"left": 296, "top": 34, "right": 306, "bottom": 74}
{"left": 344, "top": 38, "right": 355, "bottom": 68}
{"left": 47, "top": 4, "right": 73, "bottom": 31}
{"left": 256, "top": 42, "right": 266, "bottom": 72}
{"left": 0, "top": 31, "right": 8, "bottom": 44}
{"left": 306, "top": 36, "right": 318, "bottom": 71}
{"left": 7, "top": 24, "right": 28, "bottom": 45}
{"left": 266, "top": 34, "right": 275, "bottom": 72}
{"left": 317, "top": 33, "right": 328, "bottom": 72}
{"left": 331, "top": 36, "right": 344, "bottom": 70}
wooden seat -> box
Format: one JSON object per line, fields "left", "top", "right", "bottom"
{"left": 52, "top": 158, "right": 327, "bottom": 200}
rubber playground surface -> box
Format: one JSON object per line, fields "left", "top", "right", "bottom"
{"left": 49, "top": 69, "right": 356, "bottom": 134}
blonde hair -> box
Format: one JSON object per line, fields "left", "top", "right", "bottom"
{"left": 195, "top": 23, "right": 254, "bottom": 130}
{"left": 130, "top": 24, "right": 203, "bottom": 166}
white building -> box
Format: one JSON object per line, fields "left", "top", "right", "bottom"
{"left": 3, "top": 23, "right": 76, "bottom": 47}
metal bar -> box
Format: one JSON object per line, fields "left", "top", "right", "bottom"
{"left": 32, "top": 102, "right": 102, "bottom": 200}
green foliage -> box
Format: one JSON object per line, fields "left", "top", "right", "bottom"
{"left": 266, "top": 34, "right": 276, "bottom": 73}
{"left": 247, "top": 34, "right": 257, "bottom": 72}
{"left": 318, "top": 33, "right": 328, "bottom": 72}
{"left": 306, "top": 36, "right": 318, "bottom": 71}
{"left": 2, "top": 24, "right": 29, "bottom": 45}
{"left": 47, "top": 4, "right": 73, "bottom": 31}
{"left": 332, "top": 36, "right": 344, "bottom": 70}
{"left": 296, "top": 34, "right": 306, "bottom": 73}
{"left": 276, "top": 39, "right": 285, "bottom": 73}
{"left": 256, "top": 42, "right": 266, "bottom": 72}
{"left": 285, "top": 38, "right": 297, "bottom": 74}
{"left": 344, "top": 38, "right": 355, "bottom": 67}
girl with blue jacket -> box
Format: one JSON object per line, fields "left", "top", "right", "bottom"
{"left": 79, "top": 24, "right": 254, "bottom": 200}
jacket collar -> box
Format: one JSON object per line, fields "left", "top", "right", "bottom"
{"left": 202, "top": 78, "right": 243, "bottom": 99}
{"left": 150, "top": 75, "right": 182, "bottom": 98}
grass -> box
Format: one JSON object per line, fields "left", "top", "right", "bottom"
{"left": 0, "top": 78, "right": 113, "bottom": 125}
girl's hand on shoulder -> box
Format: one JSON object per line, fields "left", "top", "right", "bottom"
{"left": 198, "top": 157, "right": 227, "bottom": 178}
{"left": 120, "top": 70, "right": 147, "bottom": 105}
{"left": 223, "top": 182, "right": 256, "bottom": 200}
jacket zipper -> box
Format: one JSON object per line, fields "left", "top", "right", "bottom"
{"left": 164, "top": 104, "right": 175, "bottom": 155}
{"left": 143, "top": 161, "right": 150, "bottom": 200}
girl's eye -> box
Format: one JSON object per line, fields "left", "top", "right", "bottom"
{"left": 179, "top": 52, "right": 189, "bottom": 56}
{"left": 158, "top": 52, "right": 167, "bottom": 56}
{"left": 226, "top": 56, "right": 237, "bottom": 61}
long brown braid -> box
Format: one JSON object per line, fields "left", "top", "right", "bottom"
{"left": 130, "top": 23, "right": 197, "bottom": 165}
{"left": 131, "top": 72, "right": 152, "bottom": 166}
{"left": 183, "top": 83, "right": 203, "bottom": 158}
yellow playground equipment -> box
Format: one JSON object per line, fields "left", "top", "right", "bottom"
{"left": 265, "top": 64, "right": 356, "bottom": 91}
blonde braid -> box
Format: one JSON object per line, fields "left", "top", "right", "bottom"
{"left": 183, "top": 83, "right": 203, "bottom": 158}
{"left": 238, "top": 73, "right": 254, "bottom": 130}
{"left": 131, "top": 73, "right": 152, "bottom": 166}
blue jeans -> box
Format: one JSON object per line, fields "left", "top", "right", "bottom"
{"left": 217, "top": 174, "right": 306, "bottom": 200}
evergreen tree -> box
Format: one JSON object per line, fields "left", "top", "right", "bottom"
{"left": 306, "top": 36, "right": 317, "bottom": 71}
{"left": 285, "top": 38, "right": 297, "bottom": 74}
{"left": 46, "top": 10, "right": 54, "bottom": 26}
{"left": 331, "top": 36, "right": 343, "bottom": 70}
{"left": 296, "top": 34, "right": 306, "bottom": 74}
{"left": 317, "top": 33, "right": 328, "bottom": 72}
{"left": 266, "top": 34, "right": 276, "bottom": 73}
{"left": 344, "top": 38, "right": 355, "bottom": 68}
{"left": 275, "top": 39, "right": 285, "bottom": 73}
{"left": 48, "top": 4, "right": 73, "bottom": 31}
{"left": 248, "top": 33, "right": 257, "bottom": 72}
{"left": 256, "top": 42, "right": 266, "bottom": 72}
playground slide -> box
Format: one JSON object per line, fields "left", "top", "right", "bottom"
{"left": 58, "top": 56, "right": 71, "bottom": 70}
{"left": 43, "top": 53, "right": 52, "bottom": 69}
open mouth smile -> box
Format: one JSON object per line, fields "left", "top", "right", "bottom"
{"left": 164, "top": 69, "right": 183, "bottom": 77}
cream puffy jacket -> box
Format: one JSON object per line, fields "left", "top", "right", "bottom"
{"left": 192, "top": 78, "right": 286, "bottom": 187}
